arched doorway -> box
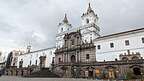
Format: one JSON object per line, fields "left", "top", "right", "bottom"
{"left": 88, "top": 70, "right": 93, "bottom": 78}
{"left": 133, "top": 67, "right": 141, "bottom": 75}
{"left": 71, "top": 55, "right": 76, "bottom": 63}
{"left": 86, "top": 67, "right": 95, "bottom": 78}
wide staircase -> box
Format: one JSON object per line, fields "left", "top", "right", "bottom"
{"left": 24, "top": 68, "right": 60, "bottom": 78}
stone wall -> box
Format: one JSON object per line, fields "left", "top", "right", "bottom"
{"left": 53, "top": 59, "right": 144, "bottom": 79}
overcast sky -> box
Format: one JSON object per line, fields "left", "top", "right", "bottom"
{"left": 0, "top": 0, "right": 144, "bottom": 55}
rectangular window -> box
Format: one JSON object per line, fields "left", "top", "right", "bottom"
{"left": 142, "top": 37, "right": 144, "bottom": 43}
{"left": 110, "top": 43, "right": 114, "bottom": 48}
{"left": 125, "top": 40, "right": 130, "bottom": 46}
{"left": 97, "top": 45, "right": 101, "bottom": 50}
{"left": 86, "top": 54, "right": 90, "bottom": 59}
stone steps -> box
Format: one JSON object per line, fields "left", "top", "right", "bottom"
{"left": 24, "top": 68, "right": 60, "bottom": 78}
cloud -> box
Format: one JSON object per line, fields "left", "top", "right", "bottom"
{"left": 0, "top": 0, "right": 144, "bottom": 55}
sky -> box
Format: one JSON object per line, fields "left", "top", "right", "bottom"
{"left": 0, "top": 0, "right": 144, "bottom": 55}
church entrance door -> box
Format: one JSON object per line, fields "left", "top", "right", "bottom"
{"left": 88, "top": 70, "right": 93, "bottom": 78}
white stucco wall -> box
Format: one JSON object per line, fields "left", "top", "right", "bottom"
{"left": 17, "top": 47, "right": 56, "bottom": 68}
{"left": 94, "top": 31, "right": 144, "bottom": 61}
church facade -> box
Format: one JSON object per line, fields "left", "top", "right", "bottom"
{"left": 4, "top": 3, "right": 144, "bottom": 79}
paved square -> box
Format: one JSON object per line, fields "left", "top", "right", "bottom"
{"left": 0, "top": 76, "right": 97, "bottom": 81}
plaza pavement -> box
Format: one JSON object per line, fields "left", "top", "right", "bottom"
{"left": 0, "top": 76, "right": 142, "bottom": 81}
{"left": 0, "top": 76, "right": 96, "bottom": 81}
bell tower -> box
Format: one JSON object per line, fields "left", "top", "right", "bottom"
{"left": 81, "top": 3, "right": 99, "bottom": 26}
{"left": 81, "top": 3, "right": 100, "bottom": 43}
{"left": 26, "top": 43, "right": 31, "bottom": 53}
{"left": 56, "top": 14, "right": 72, "bottom": 48}
{"left": 58, "top": 14, "right": 72, "bottom": 34}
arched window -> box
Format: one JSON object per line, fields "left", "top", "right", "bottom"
{"left": 71, "top": 55, "right": 76, "bottom": 63}
{"left": 58, "top": 58, "right": 61, "bottom": 63}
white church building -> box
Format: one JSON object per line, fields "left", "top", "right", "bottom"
{"left": 16, "top": 3, "right": 144, "bottom": 68}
